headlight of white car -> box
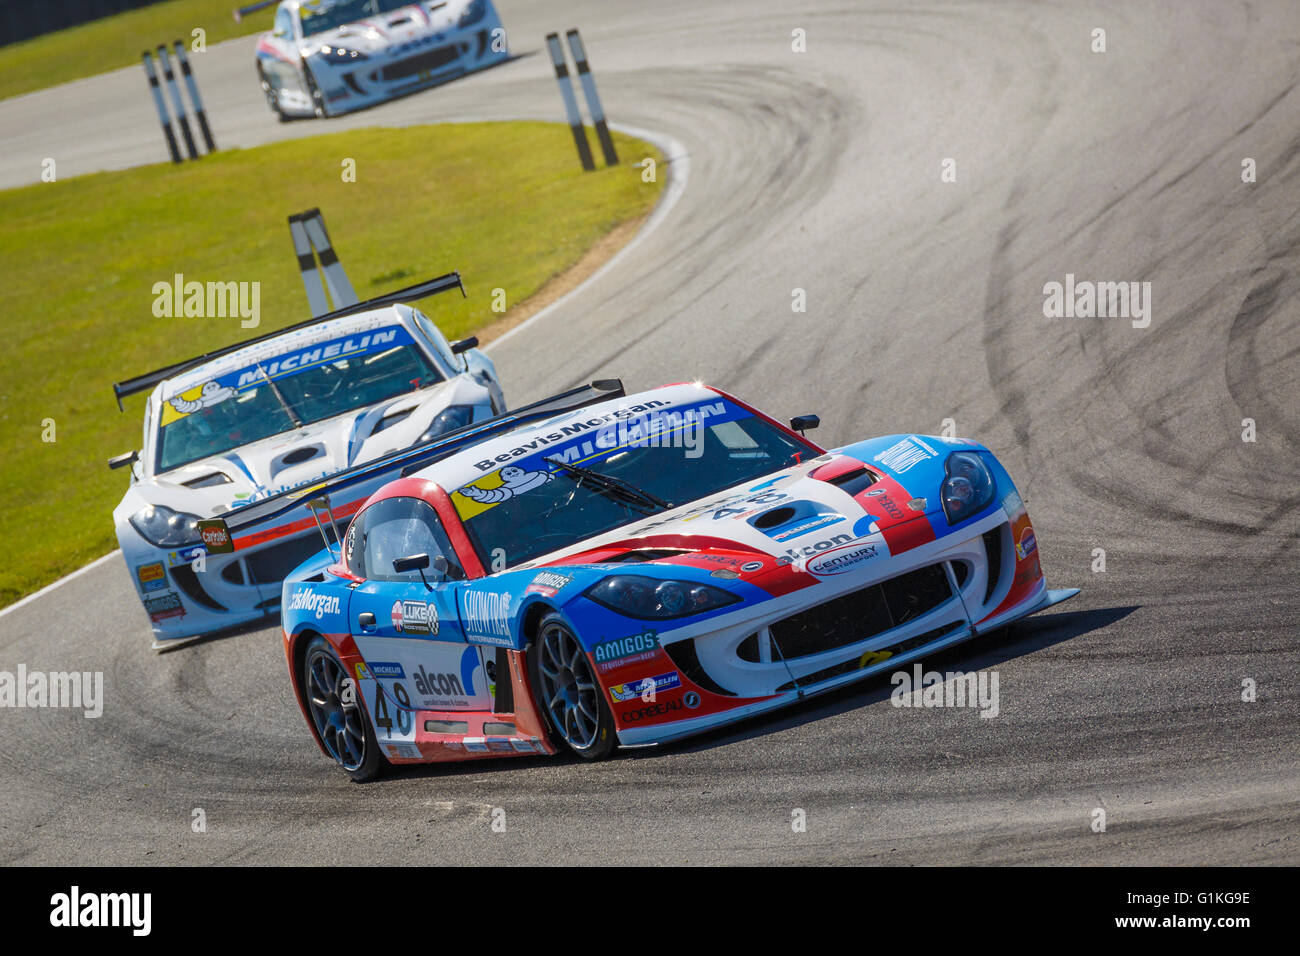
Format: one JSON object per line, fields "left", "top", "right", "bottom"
{"left": 130, "top": 505, "right": 202, "bottom": 547}
{"left": 420, "top": 405, "right": 475, "bottom": 442}
{"left": 317, "top": 45, "right": 368, "bottom": 63}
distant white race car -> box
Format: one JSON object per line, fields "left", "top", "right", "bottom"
{"left": 110, "top": 268, "right": 504, "bottom": 650}
{"left": 255, "top": 0, "right": 508, "bottom": 120}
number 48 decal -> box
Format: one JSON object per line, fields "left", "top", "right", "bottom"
{"left": 373, "top": 682, "right": 413, "bottom": 737}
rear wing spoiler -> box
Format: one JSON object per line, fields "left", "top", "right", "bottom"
{"left": 207, "top": 378, "right": 626, "bottom": 544}
{"left": 111, "top": 270, "right": 467, "bottom": 410}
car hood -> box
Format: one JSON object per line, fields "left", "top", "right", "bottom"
{"left": 120, "top": 377, "right": 479, "bottom": 522}
{"left": 299, "top": 3, "right": 471, "bottom": 55}
{"left": 526, "top": 443, "right": 973, "bottom": 575}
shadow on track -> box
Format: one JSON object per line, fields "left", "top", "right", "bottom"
{"left": 373, "top": 603, "right": 1139, "bottom": 781}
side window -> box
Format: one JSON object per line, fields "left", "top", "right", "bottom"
{"left": 274, "top": 8, "right": 294, "bottom": 37}
{"left": 345, "top": 496, "right": 462, "bottom": 583}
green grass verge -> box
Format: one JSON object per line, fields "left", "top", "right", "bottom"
{"left": 0, "top": 121, "right": 663, "bottom": 607}
{"left": 0, "top": 0, "right": 272, "bottom": 102}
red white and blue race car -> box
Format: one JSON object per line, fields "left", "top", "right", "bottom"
{"left": 221, "top": 380, "right": 1076, "bottom": 780}
{"left": 255, "top": 0, "right": 508, "bottom": 120}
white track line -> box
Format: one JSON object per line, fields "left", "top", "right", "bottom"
{"left": 0, "top": 549, "right": 120, "bottom": 618}
{"left": 0, "top": 124, "right": 686, "bottom": 618}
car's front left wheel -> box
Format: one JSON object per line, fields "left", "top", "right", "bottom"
{"left": 302, "top": 636, "right": 382, "bottom": 782}
{"left": 529, "top": 612, "right": 616, "bottom": 760}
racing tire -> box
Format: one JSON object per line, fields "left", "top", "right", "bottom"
{"left": 257, "top": 64, "right": 287, "bottom": 122}
{"left": 528, "top": 612, "right": 617, "bottom": 760}
{"left": 301, "top": 636, "right": 383, "bottom": 782}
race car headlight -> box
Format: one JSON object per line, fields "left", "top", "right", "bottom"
{"left": 317, "top": 45, "right": 368, "bottom": 62}
{"left": 941, "top": 452, "right": 996, "bottom": 525}
{"left": 585, "top": 575, "right": 741, "bottom": 620}
{"left": 458, "top": 0, "right": 489, "bottom": 27}
{"left": 129, "top": 505, "right": 203, "bottom": 547}
{"left": 420, "top": 404, "right": 475, "bottom": 442}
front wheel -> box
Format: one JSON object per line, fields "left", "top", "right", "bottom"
{"left": 302, "top": 636, "right": 383, "bottom": 782}
{"left": 528, "top": 612, "right": 616, "bottom": 760}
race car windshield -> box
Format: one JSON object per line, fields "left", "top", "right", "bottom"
{"left": 298, "top": 0, "right": 413, "bottom": 36}
{"left": 155, "top": 338, "right": 441, "bottom": 473}
{"left": 453, "top": 399, "right": 816, "bottom": 570}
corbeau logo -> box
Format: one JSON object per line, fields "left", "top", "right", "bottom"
{"left": 866, "top": 488, "right": 905, "bottom": 521}
{"left": 621, "top": 697, "right": 684, "bottom": 722}
{"left": 288, "top": 589, "right": 341, "bottom": 620}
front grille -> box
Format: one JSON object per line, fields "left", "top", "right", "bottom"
{"left": 661, "top": 636, "right": 738, "bottom": 697}
{"left": 244, "top": 533, "right": 330, "bottom": 585}
{"left": 775, "top": 620, "right": 968, "bottom": 691}
{"left": 381, "top": 45, "right": 462, "bottom": 82}
{"left": 170, "top": 562, "right": 225, "bottom": 611}
{"left": 770, "top": 563, "right": 951, "bottom": 660}
{"left": 982, "top": 526, "right": 1004, "bottom": 604}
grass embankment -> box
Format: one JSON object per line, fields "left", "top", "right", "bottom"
{"left": 0, "top": 121, "right": 664, "bottom": 606}
{"left": 0, "top": 0, "right": 273, "bottom": 102}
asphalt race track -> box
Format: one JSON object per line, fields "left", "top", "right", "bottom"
{"left": 1, "top": 0, "right": 1297, "bottom": 864}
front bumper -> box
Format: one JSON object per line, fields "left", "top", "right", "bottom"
{"left": 609, "top": 509, "right": 1077, "bottom": 747}
{"left": 310, "top": 13, "right": 508, "bottom": 116}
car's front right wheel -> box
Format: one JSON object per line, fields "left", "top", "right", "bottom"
{"left": 529, "top": 612, "right": 616, "bottom": 760}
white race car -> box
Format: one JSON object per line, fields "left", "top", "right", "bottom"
{"left": 110, "top": 272, "right": 504, "bottom": 649}
{"left": 255, "top": 0, "right": 509, "bottom": 120}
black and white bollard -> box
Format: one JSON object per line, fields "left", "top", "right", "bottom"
{"left": 565, "top": 29, "right": 618, "bottom": 166}
{"left": 141, "top": 51, "right": 181, "bottom": 164}
{"left": 289, "top": 209, "right": 360, "bottom": 317}
{"left": 156, "top": 44, "right": 199, "bottom": 160}
{"left": 173, "top": 41, "right": 217, "bottom": 153}
{"left": 546, "top": 32, "right": 595, "bottom": 172}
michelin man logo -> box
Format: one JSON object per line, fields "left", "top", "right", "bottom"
{"left": 459, "top": 466, "right": 550, "bottom": 503}
{"left": 169, "top": 381, "right": 236, "bottom": 415}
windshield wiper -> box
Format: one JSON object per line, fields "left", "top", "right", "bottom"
{"left": 545, "top": 456, "right": 671, "bottom": 512}
{"left": 255, "top": 361, "right": 303, "bottom": 429}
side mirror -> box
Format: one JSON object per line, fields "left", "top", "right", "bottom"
{"left": 450, "top": 336, "right": 478, "bottom": 355}
{"left": 108, "top": 450, "right": 139, "bottom": 470}
{"left": 789, "top": 415, "right": 820, "bottom": 435}
{"left": 392, "top": 553, "right": 430, "bottom": 574}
